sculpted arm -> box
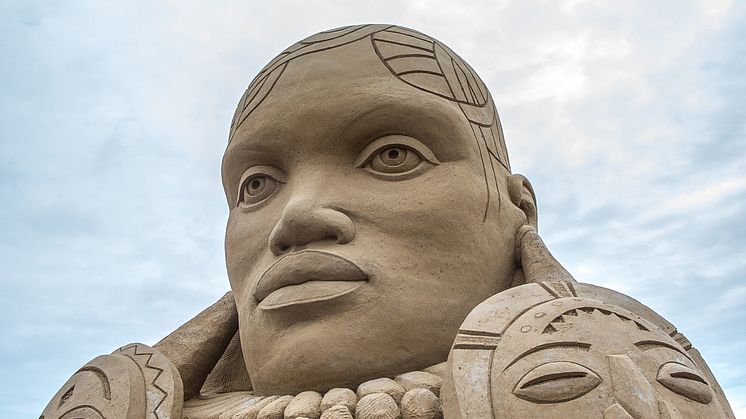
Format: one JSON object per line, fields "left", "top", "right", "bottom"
{"left": 40, "top": 293, "right": 238, "bottom": 419}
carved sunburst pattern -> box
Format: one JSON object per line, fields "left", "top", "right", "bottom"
{"left": 542, "top": 306, "right": 652, "bottom": 335}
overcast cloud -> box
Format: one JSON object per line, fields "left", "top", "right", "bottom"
{"left": 1, "top": 1, "right": 744, "bottom": 416}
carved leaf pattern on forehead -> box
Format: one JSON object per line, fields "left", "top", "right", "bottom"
{"left": 371, "top": 26, "right": 509, "bottom": 171}
{"left": 229, "top": 24, "right": 394, "bottom": 141}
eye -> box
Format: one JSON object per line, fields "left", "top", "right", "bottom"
{"left": 355, "top": 135, "right": 439, "bottom": 179}
{"left": 235, "top": 165, "right": 286, "bottom": 208}
{"left": 513, "top": 361, "right": 601, "bottom": 403}
{"left": 370, "top": 146, "right": 421, "bottom": 173}
{"left": 657, "top": 362, "right": 712, "bottom": 404}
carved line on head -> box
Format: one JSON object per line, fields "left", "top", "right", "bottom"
{"left": 56, "top": 405, "right": 106, "bottom": 418}
{"left": 229, "top": 24, "right": 396, "bottom": 141}
{"left": 476, "top": 123, "right": 502, "bottom": 220}
{"left": 74, "top": 366, "right": 112, "bottom": 400}
{"left": 467, "top": 122, "right": 495, "bottom": 221}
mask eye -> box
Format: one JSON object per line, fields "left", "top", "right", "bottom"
{"left": 355, "top": 135, "right": 439, "bottom": 180}
{"left": 235, "top": 165, "right": 286, "bottom": 208}
{"left": 513, "top": 361, "right": 601, "bottom": 403}
{"left": 657, "top": 362, "right": 712, "bottom": 404}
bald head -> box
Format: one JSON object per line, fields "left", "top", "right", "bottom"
{"left": 222, "top": 25, "right": 533, "bottom": 394}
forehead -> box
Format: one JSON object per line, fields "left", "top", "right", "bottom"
{"left": 229, "top": 25, "right": 466, "bottom": 140}
{"left": 495, "top": 300, "right": 692, "bottom": 367}
{"left": 229, "top": 38, "right": 468, "bottom": 145}
{"left": 226, "top": 24, "right": 509, "bottom": 157}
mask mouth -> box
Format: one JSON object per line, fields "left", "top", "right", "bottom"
{"left": 253, "top": 249, "right": 368, "bottom": 310}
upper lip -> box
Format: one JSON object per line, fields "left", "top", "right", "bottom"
{"left": 253, "top": 250, "right": 368, "bottom": 302}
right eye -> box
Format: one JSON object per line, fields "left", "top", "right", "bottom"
{"left": 239, "top": 175, "right": 278, "bottom": 206}
{"left": 513, "top": 361, "right": 601, "bottom": 403}
{"left": 235, "top": 166, "right": 286, "bottom": 208}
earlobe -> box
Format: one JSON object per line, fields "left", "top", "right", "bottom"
{"left": 508, "top": 174, "right": 538, "bottom": 230}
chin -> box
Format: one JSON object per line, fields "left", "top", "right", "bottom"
{"left": 242, "top": 310, "right": 454, "bottom": 395}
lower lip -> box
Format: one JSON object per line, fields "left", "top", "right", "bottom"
{"left": 257, "top": 280, "right": 366, "bottom": 310}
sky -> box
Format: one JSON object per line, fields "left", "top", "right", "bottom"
{"left": 1, "top": 0, "right": 744, "bottom": 417}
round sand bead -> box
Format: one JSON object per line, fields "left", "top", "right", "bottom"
{"left": 257, "top": 395, "right": 293, "bottom": 419}
{"left": 357, "top": 378, "right": 406, "bottom": 405}
{"left": 321, "top": 388, "right": 357, "bottom": 413}
{"left": 284, "top": 391, "right": 322, "bottom": 419}
{"left": 394, "top": 371, "right": 442, "bottom": 397}
{"left": 355, "top": 393, "right": 401, "bottom": 419}
{"left": 400, "top": 389, "right": 441, "bottom": 419}
{"left": 320, "top": 404, "right": 354, "bottom": 419}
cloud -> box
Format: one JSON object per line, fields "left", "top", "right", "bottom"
{"left": 1, "top": 0, "right": 744, "bottom": 416}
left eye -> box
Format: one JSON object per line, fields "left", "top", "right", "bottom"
{"left": 369, "top": 146, "right": 422, "bottom": 173}
{"left": 354, "top": 135, "right": 440, "bottom": 179}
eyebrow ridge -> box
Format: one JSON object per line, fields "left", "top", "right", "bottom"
{"left": 503, "top": 341, "right": 591, "bottom": 372}
{"left": 634, "top": 340, "right": 694, "bottom": 362}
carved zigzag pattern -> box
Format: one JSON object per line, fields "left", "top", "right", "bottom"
{"left": 542, "top": 307, "right": 651, "bottom": 335}
{"left": 117, "top": 344, "right": 168, "bottom": 419}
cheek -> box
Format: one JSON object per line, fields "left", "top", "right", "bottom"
{"left": 352, "top": 163, "right": 508, "bottom": 294}
{"left": 351, "top": 163, "right": 488, "bottom": 238}
{"left": 225, "top": 211, "right": 274, "bottom": 301}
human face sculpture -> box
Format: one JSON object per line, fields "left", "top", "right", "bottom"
{"left": 490, "top": 297, "right": 728, "bottom": 418}
{"left": 222, "top": 25, "right": 527, "bottom": 395}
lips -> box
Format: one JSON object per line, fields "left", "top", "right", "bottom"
{"left": 254, "top": 250, "right": 368, "bottom": 310}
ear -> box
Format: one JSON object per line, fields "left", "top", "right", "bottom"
{"left": 508, "top": 174, "right": 538, "bottom": 230}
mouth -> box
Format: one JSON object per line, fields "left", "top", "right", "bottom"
{"left": 254, "top": 250, "right": 368, "bottom": 310}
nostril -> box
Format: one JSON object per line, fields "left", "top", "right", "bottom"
{"left": 324, "top": 234, "right": 339, "bottom": 243}
{"left": 279, "top": 244, "right": 291, "bottom": 253}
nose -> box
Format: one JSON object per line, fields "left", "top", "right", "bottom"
{"left": 268, "top": 197, "right": 355, "bottom": 255}
{"left": 606, "top": 355, "right": 658, "bottom": 419}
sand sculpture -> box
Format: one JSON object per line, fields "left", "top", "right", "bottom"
{"left": 41, "top": 24, "right": 734, "bottom": 418}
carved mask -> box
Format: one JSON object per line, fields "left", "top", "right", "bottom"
{"left": 490, "top": 297, "right": 728, "bottom": 418}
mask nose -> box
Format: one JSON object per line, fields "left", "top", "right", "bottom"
{"left": 268, "top": 197, "right": 355, "bottom": 255}
{"left": 605, "top": 354, "right": 659, "bottom": 419}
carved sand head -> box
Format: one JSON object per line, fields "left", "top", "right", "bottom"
{"left": 222, "top": 25, "right": 535, "bottom": 395}
{"left": 490, "top": 296, "right": 728, "bottom": 418}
